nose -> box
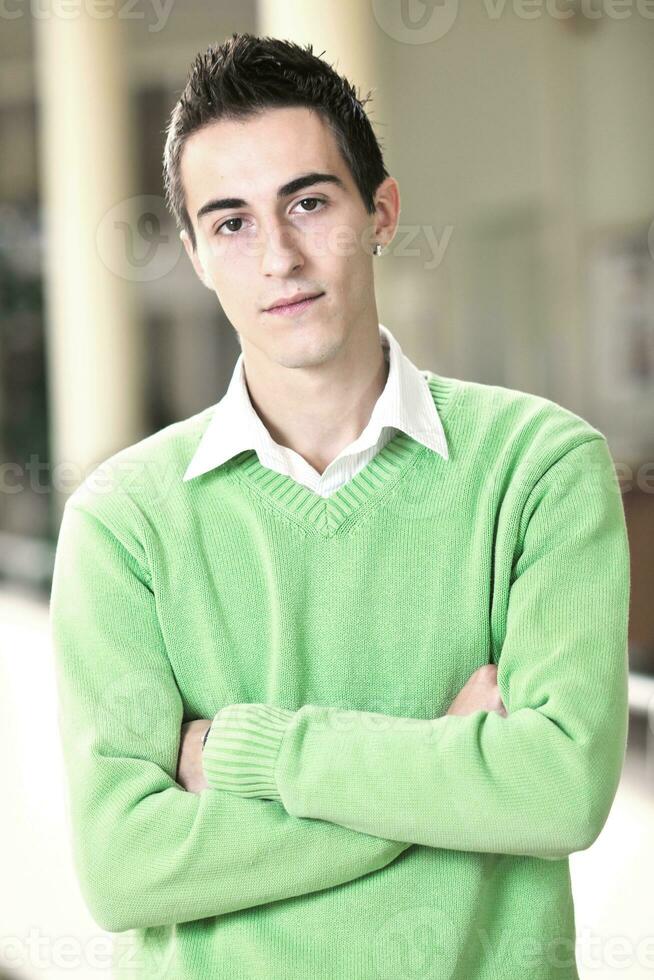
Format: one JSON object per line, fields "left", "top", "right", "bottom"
{"left": 260, "top": 221, "right": 304, "bottom": 277}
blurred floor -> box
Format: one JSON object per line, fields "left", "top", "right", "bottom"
{"left": 1, "top": 583, "right": 652, "bottom": 979}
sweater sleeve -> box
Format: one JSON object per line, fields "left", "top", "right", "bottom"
{"left": 202, "top": 436, "right": 631, "bottom": 861}
{"left": 49, "top": 502, "right": 411, "bottom": 934}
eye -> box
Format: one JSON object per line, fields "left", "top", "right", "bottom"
{"left": 215, "top": 216, "right": 247, "bottom": 236}
{"left": 293, "top": 196, "right": 327, "bottom": 214}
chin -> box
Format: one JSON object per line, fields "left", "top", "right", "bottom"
{"left": 271, "top": 330, "right": 343, "bottom": 370}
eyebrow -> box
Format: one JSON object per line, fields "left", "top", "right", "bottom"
{"left": 196, "top": 171, "right": 346, "bottom": 223}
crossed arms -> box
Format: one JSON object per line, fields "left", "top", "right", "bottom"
{"left": 49, "top": 436, "right": 630, "bottom": 933}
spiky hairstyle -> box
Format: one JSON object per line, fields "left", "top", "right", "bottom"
{"left": 162, "top": 33, "right": 389, "bottom": 251}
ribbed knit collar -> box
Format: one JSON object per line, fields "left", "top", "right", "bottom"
{"left": 228, "top": 425, "right": 428, "bottom": 536}
{"left": 214, "top": 374, "right": 460, "bottom": 538}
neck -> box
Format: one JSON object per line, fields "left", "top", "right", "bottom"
{"left": 241, "top": 322, "right": 389, "bottom": 476}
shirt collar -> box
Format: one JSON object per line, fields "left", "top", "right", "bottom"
{"left": 182, "top": 323, "right": 449, "bottom": 482}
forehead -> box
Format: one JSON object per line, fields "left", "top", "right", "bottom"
{"left": 180, "top": 106, "right": 350, "bottom": 217}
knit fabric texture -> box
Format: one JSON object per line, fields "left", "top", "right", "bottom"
{"left": 49, "top": 372, "right": 630, "bottom": 980}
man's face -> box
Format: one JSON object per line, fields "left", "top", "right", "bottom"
{"left": 179, "top": 106, "right": 397, "bottom": 370}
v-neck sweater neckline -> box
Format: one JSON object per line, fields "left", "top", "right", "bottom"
{"left": 223, "top": 373, "right": 463, "bottom": 537}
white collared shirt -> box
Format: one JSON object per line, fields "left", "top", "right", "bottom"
{"left": 183, "top": 323, "right": 449, "bottom": 496}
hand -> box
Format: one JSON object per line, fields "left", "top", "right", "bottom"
{"left": 176, "top": 719, "right": 212, "bottom": 793}
{"left": 446, "top": 664, "right": 508, "bottom": 718}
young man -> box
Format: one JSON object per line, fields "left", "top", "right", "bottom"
{"left": 50, "top": 33, "right": 630, "bottom": 980}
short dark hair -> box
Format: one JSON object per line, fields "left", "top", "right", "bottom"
{"left": 162, "top": 33, "right": 389, "bottom": 252}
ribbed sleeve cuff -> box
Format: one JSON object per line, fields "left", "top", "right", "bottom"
{"left": 202, "top": 703, "right": 296, "bottom": 802}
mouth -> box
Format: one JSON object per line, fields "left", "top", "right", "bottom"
{"left": 264, "top": 292, "right": 325, "bottom": 317}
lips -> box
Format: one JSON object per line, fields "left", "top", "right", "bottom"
{"left": 264, "top": 292, "right": 325, "bottom": 315}
{"left": 266, "top": 291, "right": 322, "bottom": 310}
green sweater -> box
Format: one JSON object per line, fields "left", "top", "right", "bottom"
{"left": 49, "top": 372, "right": 630, "bottom": 980}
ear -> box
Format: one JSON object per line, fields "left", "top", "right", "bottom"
{"left": 180, "top": 229, "right": 212, "bottom": 290}
{"left": 372, "top": 176, "right": 401, "bottom": 250}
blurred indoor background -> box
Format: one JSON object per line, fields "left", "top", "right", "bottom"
{"left": 1, "top": 1, "right": 653, "bottom": 977}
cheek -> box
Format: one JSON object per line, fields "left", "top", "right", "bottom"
{"left": 339, "top": 251, "right": 370, "bottom": 294}
{"left": 205, "top": 233, "right": 257, "bottom": 268}
{"left": 325, "top": 227, "right": 368, "bottom": 267}
{"left": 202, "top": 241, "right": 260, "bottom": 298}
